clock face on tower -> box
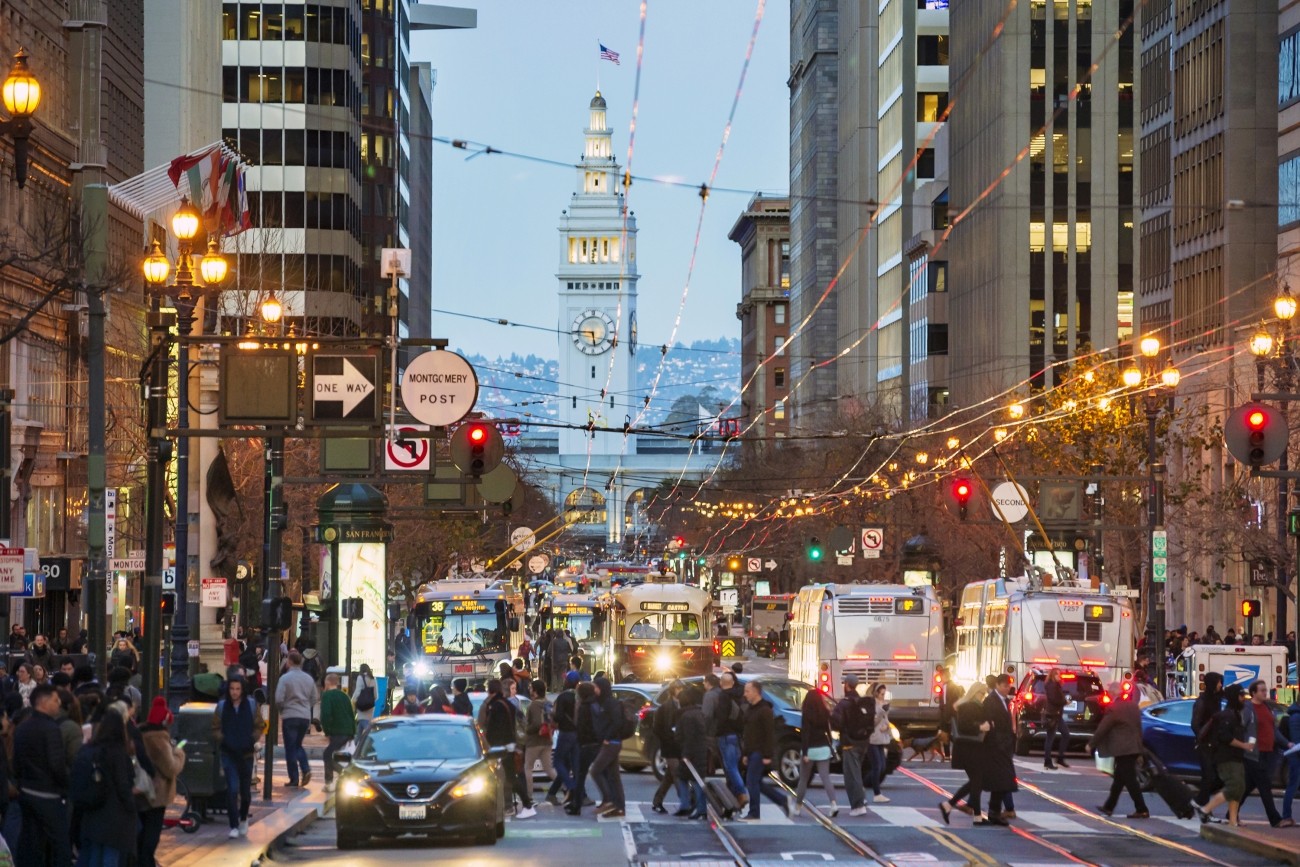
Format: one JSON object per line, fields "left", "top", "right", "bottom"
{"left": 572, "top": 309, "right": 616, "bottom": 355}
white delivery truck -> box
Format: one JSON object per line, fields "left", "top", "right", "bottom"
{"left": 1173, "top": 644, "right": 1289, "bottom": 698}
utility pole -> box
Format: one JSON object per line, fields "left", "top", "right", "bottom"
{"left": 261, "top": 436, "right": 284, "bottom": 801}
{"left": 140, "top": 307, "right": 172, "bottom": 712}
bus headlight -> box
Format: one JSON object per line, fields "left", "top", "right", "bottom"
{"left": 410, "top": 662, "right": 432, "bottom": 679}
{"left": 654, "top": 652, "right": 673, "bottom": 672}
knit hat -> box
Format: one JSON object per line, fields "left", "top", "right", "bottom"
{"left": 565, "top": 670, "right": 581, "bottom": 687}
{"left": 147, "top": 695, "right": 173, "bottom": 727}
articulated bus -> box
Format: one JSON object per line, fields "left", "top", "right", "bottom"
{"left": 535, "top": 591, "right": 613, "bottom": 675}
{"left": 953, "top": 577, "right": 1135, "bottom": 690}
{"left": 788, "top": 583, "right": 945, "bottom": 732}
{"left": 610, "top": 578, "right": 714, "bottom": 682}
{"left": 409, "top": 576, "right": 525, "bottom": 688}
{"left": 749, "top": 594, "right": 795, "bottom": 657}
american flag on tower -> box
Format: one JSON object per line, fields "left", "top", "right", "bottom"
{"left": 599, "top": 43, "right": 620, "bottom": 65}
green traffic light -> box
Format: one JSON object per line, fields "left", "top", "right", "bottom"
{"left": 809, "top": 547, "right": 822, "bottom": 561}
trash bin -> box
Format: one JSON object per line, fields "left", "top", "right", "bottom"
{"left": 223, "top": 638, "right": 241, "bottom": 666}
{"left": 174, "top": 702, "right": 226, "bottom": 815}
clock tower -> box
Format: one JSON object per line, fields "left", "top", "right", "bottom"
{"left": 556, "top": 91, "right": 639, "bottom": 457}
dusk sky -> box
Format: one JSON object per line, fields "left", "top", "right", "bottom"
{"left": 411, "top": 1, "right": 791, "bottom": 360}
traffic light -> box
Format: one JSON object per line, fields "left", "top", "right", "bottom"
{"left": 341, "top": 596, "right": 364, "bottom": 620}
{"left": 697, "top": 554, "right": 707, "bottom": 566}
{"left": 1224, "top": 402, "right": 1288, "bottom": 470}
{"left": 1241, "top": 598, "right": 1261, "bottom": 619}
{"left": 264, "top": 596, "right": 293, "bottom": 631}
{"left": 450, "top": 420, "right": 504, "bottom": 477}
{"left": 945, "top": 476, "right": 975, "bottom": 519}
{"left": 806, "top": 537, "right": 824, "bottom": 561}
{"left": 160, "top": 592, "right": 176, "bottom": 618}
{"left": 726, "top": 555, "right": 742, "bottom": 572}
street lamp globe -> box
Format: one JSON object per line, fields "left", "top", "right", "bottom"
{"left": 1008, "top": 402, "right": 1025, "bottom": 419}
{"left": 198, "top": 240, "right": 229, "bottom": 285}
{"left": 1160, "top": 366, "right": 1181, "bottom": 389}
{"left": 141, "top": 239, "right": 170, "bottom": 286}
{"left": 171, "top": 196, "right": 202, "bottom": 242}
{"left": 1250, "top": 330, "right": 1275, "bottom": 357}
{"left": 1121, "top": 366, "right": 1142, "bottom": 388}
{"left": 1139, "top": 335, "right": 1162, "bottom": 359}
{"left": 1274, "top": 288, "right": 1297, "bottom": 322}
{"left": 261, "top": 292, "right": 283, "bottom": 324}
{"left": 1, "top": 49, "right": 40, "bottom": 118}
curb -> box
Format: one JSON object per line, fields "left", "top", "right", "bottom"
{"left": 257, "top": 801, "right": 327, "bottom": 863}
{"left": 1200, "top": 822, "right": 1300, "bottom": 866}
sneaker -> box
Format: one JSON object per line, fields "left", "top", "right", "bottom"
{"left": 790, "top": 803, "right": 801, "bottom": 817}
{"left": 1276, "top": 819, "right": 1297, "bottom": 828}
{"left": 1127, "top": 811, "right": 1150, "bottom": 819}
{"left": 849, "top": 806, "right": 869, "bottom": 817}
{"left": 238, "top": 820, "right": 249, "bottom": 836}
{"left": 516, "top": 806, "right": 537, "bottom": 820}
{"left": 1044, "top": 761, "right": 1057, "bottom": 770}
{"left": 228, "top": 829, "right": 241, "bottom": 839}
{"left": 325, "top": 781, "right": 336, "bottom": 794}
{"left": 736, "top": 813, "right": 760, "bottom": 821}
{"left": 302, "top": 770, "right": 312, "bottom": 786}
{"left": 651, "top": 804, "right": 667, "bottom": 814}
{"left": 825, "top": 804, "right": 839, "bottom": 818}
{"left": 873, "top": 794, "right": 890, "bottom": 803}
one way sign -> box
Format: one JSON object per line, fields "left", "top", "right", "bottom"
{"left": 310, "top": 355, "right": 379, "bottom": 422}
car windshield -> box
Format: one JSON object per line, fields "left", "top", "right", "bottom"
{"left": 1028, "top": 673, "right": 1104, "bottom": 698}
{"left": 359, "top": 724, "right": 480, "bottom": 761}
{"left": 627, "top": 613, "right": 700, "bottom": 640}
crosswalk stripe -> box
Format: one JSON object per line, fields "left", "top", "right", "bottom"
{"left": 869, "top": 806, "right": 943, "bottom": 828}
{"left": 1150, "top": 814, "right": 1202, "bottom": 833}
{"left": 1014, "top": 758, "right": 1079, "bottom": 775}
{"left": 1013, "top": 810, "right": 1096, "bottom": 834}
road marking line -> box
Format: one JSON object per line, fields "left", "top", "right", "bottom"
{"left": 1012, "top": 810, "right": 1096, "bottom": 834}
{"left": 919, "top": 826, "right": 996, "bottom": 866}
{"left": 1014, "top": 759, "right": 1079, "bottom": 775}
{"left": 871, "top": 806, "right": 943, "bottom": 828}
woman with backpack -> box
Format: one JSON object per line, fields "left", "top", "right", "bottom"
{"left": 1197, "top": 683, "right": 1254, "bottom": 826}
{"left": 72, "top": 711, "right": 138, "bottom": 865}
{"left": 523, "top": 679, "right": 557, "bottom": 794}
{"left": 352, "top": 663, "right": 377, "bottom": 736}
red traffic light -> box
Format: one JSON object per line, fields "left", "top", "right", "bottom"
{"left": 953, "top": 480, "right": 972, "bottom": 502}
{"left": 1225, "top": 403, "right": 1289, "bottom": 468}
{"left": 467, "top": 423, "right": 488, "bottom": 444}
{"left": 1247, "top": 410, "right": 1267, "bottom": 430}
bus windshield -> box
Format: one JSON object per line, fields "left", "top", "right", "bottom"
{"left": 551, "top": 612, "right": 596, "bottom": 641}
{"left": 421, "top": 609, "right": 507, "bottom": 655}
{"left": 626, "top": 613, "right": 701, "bottom": 641}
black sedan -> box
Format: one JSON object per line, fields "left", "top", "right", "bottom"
{"left": 333, "top": 715, "right": 507, "bottom": 849}
{"left": 650, "top": 675, "right": 902, "bottom": 788}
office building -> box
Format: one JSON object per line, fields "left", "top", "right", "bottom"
{"left": 730, "top": 195, "right": 791, "bottom": 447}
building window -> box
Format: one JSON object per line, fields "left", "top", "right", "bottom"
{"left": 780, "top": 241, "right": 791, "bottom": 289}
{"left": 927, "top": 324, "right": 949, "bottom": 356}
{"left": 917, "top": 35, "right": 949, "bottom": 66}
{"left": 1284, "top": 29, "right": 1300, "bottom": 108}
{"left": 917, "top": 91, "right": 949, "bottom": 122}
{"left": 1282, "top": 153, "right": 1300, "bottom": 228}
{"left": 916, "top": 148, "right": 935, "bottom": 179}
{"left": 774, "top": 367, "right": 786, "bottom": 388}
{"left": 775, "top": 336, "right": 785, "bottom": 356}
{"left": 928, "top": 262, "right": 947, "bottom": 293}
{"left": 774, "top": 303, "right": 786, "bottom": 325}
{"left": 774, "top": 400, "right": 786, "bottom": 420}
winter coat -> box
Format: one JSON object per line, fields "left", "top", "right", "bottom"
{"left": 140, "top": 725, "right": 186, "bottom": 810}
{"left": 742, "top": 698, "right": 777, "bottom": 760}
{"left": 950, "top": 699, "right": 986, "bottom": 776}
{"left": 75, "top": 741, "right": 137, "bottom": 856}
{"left": 524, "top": 698, "right": 552, "bottom": 748}
{"left": 552, "top": 689, "right": 579, "bottom": 733}
{"left": 591, "top": 676, "right": 623, "bottom": 742}
{"left": 1210, "top": 707, "right": 1245, "bottom": 766}
{"left": 576, "top": 693, "right": 600, "bottom": 746}
{"left": 677, "top": 704, "right": 709, "bottom": 771}
{"left": 980, "top": 691, "right": 1018, "bottom": 792}
{"left": 13, "top": 710, "right": 69, "bottom": 795}
{"left": 1043, "top": 678, "right": 1069, "bottom": 720}
{"left": 1089, "top": 698, "right": 1143, "bottom": 758}
{"left": 320, "top": 688, "right": 357, "bottom": 737}
{"left": 483, "top": 694, "right": 517, "bottom": 747}
{"left": 653, "top": 699, "right": 682, "bottom": 759}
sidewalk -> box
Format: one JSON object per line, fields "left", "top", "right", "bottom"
{"left": 1200, "top": 820, "right": 1300, "bottom": 865}
{"left": 158, "top": 731, "right": 333, "bottom": 867}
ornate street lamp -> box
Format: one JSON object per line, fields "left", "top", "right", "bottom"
{"left": 0, "top": 49, "right": 41, "bottom": 188}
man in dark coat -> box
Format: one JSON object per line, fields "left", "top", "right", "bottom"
{"left": 1042, "top": 669, "right": 1072, "bottom": 770}
{"left": 739, "top": 680, "right": 788, "bottom": 819}
{"left": 978, "top": 673, "right": 1019, "bottom": 825}
{"left": 483, "top": 679, "right": 536, "bottom": 819}
{"left": 14, "top": 684, "right": 72, "bottom": 866}
{"left": 650, "top": 680, "right": 686, "bottom": 813}
{"left": 676, "top": 686, "right": 709, "bottom": 819}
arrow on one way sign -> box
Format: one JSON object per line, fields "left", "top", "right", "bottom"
{"left": 312, "top": 356, "right": 378, "bottom": 419}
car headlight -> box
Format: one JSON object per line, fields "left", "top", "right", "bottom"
{"left": 450, "top": 774, "right": 489, "bottom": 799}
{"left": 342, "top": 779, "right": 377, "bottom": 800}
{"left": 411, "top": 662, "right": 432, "bottom": 679}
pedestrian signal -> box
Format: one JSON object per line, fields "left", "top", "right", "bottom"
{"left": 1241, "top": 599, "right": 1261, "bottom": 619}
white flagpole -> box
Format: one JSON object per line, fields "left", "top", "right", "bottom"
{"left": 596, "top": 39, "right": 601, "bottom": 91}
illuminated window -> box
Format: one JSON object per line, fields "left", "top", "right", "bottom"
{"left": 774, "top": 400, "right": 786, "bottom": 420}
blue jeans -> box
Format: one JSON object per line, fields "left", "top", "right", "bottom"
{"left": 1043, "top": 715, "right": 1070, "bottom": 763}
{"left": 865, "top": 743, "right": 886, "bottom": 795}
{"left": 1283, "top": 752, "right": 1300, "bottom": 821}
{"left": 718, "top": 734, "right": 746, "bottom": 796}
{"left": 282, "top": 717, "right": 310, "bottom": 785}
{"left": 221, "top": 751, "right": 254, "bottom": 829}
{"left": 548, "top": 731, "right": 579, "bottom": 800}
{"left": 744, "top": 751, "right": 788, "bottom": 818}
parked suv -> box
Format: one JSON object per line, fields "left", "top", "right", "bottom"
{"left": 1013, "top": 669, "right": 1110, "bottom": 756}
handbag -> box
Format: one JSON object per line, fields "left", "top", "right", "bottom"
{"left": 806, "top": 745, "right": 832, "bottom": 762}
{"left": 950, "top": 717, "right": 986, "bottom": 744}
{"left": 132, "top": 756, "right": 156, "bottom": 802}
{"left": 1094, "top": 753, "right": 1115, "bottom": 776}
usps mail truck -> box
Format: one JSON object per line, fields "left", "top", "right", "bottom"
{"left": 1173, "top": 644, "right": 1288, "bottom": 698}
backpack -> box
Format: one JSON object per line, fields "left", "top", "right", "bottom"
{"left": 302, "top": 655, "right": 322, "bottom": 682}
{"left": 617, "top": 701, "right": 638, "bottom": 740}
{"left": 839, "top": 696, "right": 873, "bottom": 741}
{"left": 354, "top": 680, "right": 376, "bottom": 712}
{"left": 714, "top": 690, "right": 742, "bottom": 732}
{"left": 69, "top": 745, "right": 108, "bottom": 809}
{"left": 539, "top": 700, "right": 555, "bottom": 739}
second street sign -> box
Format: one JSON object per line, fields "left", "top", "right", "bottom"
{"left": 310, "top": 355, "right": 379, "bottom": 422}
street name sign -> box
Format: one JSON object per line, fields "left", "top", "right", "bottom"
{"left": 1152, "top": 529, "right": 1168, "bottom": 584}
{"left": 311, "top": 355, "right": 379, "bottom": 422}
{"left": 990, "top": 481, "right": 1031, "bottom": 524}
{"left": 401, "top": 350, "right": 478, "bottom": 426}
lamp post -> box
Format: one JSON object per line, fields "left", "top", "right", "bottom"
{"left": 1248, "top": 284, "right": 1298, "bottom": 648}
{"left": 0, "top": 49, "right": 41, "bottom": 189}
{"left": 257, "top": 294, "right": 286, "bottom": 802}
{"left": 142, "top": 197, "right": 229, "bottom": 702}
{"left": 1122, "top": 336, "right": 1180, "bottom": 693}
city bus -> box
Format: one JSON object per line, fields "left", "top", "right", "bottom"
{"left": 952, "top": 577, "right": 1135, "bottom": 690}
{"left": 535, "top": 591, "right": 613, "bottom": 675}
{"left": 408, "top": 576, "right": 525, "bottom": 688}
{"left": 788, "top": 583, "right": 945, "bottom": 732}
{"left": 610, "top": 577, "right": 714, "bottom": 682}
{"left": 749, "top": 594, "right": 795, "bottom": 657}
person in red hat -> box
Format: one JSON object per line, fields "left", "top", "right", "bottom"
{"left": 139, "top": 696, "right": 186, "bottom": 866}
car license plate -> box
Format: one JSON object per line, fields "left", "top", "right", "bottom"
{"left": 1066, "top": 701, "right": 1080, "bottom": 712}
{"left": 399, "top": 804, "right": 425, "bottom": 821}
{"left": 453, "top": 664, "right": 474, "bottom": 674}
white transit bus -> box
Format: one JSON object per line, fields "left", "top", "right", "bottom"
{"left": 409, "top": 576, "right": 525, "bottom": 687}
{"left": 535, "top": 591, "right": 613, "bottom": 675}
{"left": 788, "top": 583, "right": 945, "bottom": 731}
{"left": 749, "top": 594, "right": 795, "bottom": 657}
{"left": 610, "top": 577, "right": 714, "bottom": 682}
{"left": 953, "top": 577, "right": 1135, "bottom": 690}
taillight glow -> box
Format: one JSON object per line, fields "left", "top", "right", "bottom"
{"left": 1100, "top": 693, "right": 1113, "bottom": 706}
{"left": 1079, "top": 659, "right": 1105, "bottom": 666}
{"left": 1032, "top": 657, "right": 1058, "bottom": 664}
{"left": 893, "top": 653, "right": 917, "bottom": 661}
{"left": 1021, "top": 691, "right": 1034, "bottom": 703}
